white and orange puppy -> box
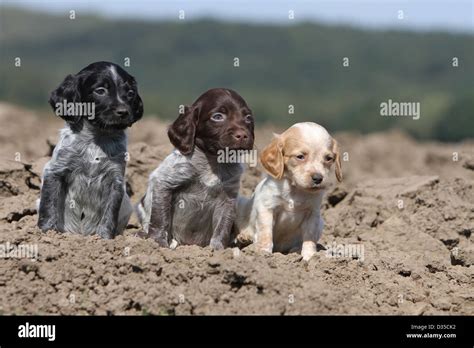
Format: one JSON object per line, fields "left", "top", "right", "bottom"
{"left": 235, "top": 122, "right": 342, "bottom": 260}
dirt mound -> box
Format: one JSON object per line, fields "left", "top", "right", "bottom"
{"left": 0, "top": 103, "right": 473, "bottom": 315}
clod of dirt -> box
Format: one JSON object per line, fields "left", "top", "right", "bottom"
{"left": 327, "top": 186, "right": 348, "bottom": 207}
{"left": 6, "top": 208, "right": 37, "bottom": 222}
{"left": 450, "top": 245, "right": 474, "bottom": 267}
{"left": 463, "top": 154, "right": 474, "bottom": 171}
{"left": 0, "top": 180, "right": 19, "bottom": 196}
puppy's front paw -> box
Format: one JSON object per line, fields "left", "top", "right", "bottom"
{"left": 235, "top": 233, "right": 253, "bottom": 248}
{"left": 96, "top": 226, "right": 114, "bottom": 239}
{"left": 169, "top": 239, "right": 178, "bottom": 249}
{"left": 136, "top": 230, "right": 148, "bottom": 239}
{"left": 256, "top": 240, "right": 273, "bottom": 254}
{"left": 37, "top": 218, "right": 57, "bottom": 232}
{"left": 301, "top": 251, "right": 315, "bottom": 261}
{"left": 148, "top": 229, "right": 170, "bottom": 248}
{"left": 152, "top": 237, "right": 169, "bottom": 248}
{"left": 210, "top": 238, "right": 224, "bottom": 251}
{"left": 301, "top": 241, "right": 317, "bottom": 261}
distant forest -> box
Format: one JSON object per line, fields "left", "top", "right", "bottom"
{"left": 1, "top": 7, "right": 473, "bottom": 140}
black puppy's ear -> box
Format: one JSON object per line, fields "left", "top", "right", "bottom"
{"left": 167, "top": 105, "right": 200, "bottom": 156}
{"left": 48, "top": 74, "right": 82, "bottom": 124}
{"left": 131, "top": 93, "right": 144, "bottom": 124}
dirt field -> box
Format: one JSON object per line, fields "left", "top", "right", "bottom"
{"left": 0, "top": 102, "right": 473, "bottom": 315}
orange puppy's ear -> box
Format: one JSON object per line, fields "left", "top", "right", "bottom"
{"left": 260, "top": 134, "right": 284, "bottom": 179}
{"left": 332, "top": 139, "right": 343, "bottom": 182}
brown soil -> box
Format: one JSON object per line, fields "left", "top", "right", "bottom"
{"left": 0, "top": 102, "right": 472, "bottom": 315}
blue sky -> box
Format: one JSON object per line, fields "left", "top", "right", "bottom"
{"left": 3, "top": 0, "right": 473, "bottom": 32}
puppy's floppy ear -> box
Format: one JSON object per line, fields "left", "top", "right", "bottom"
{"left": 131, "top": 93, "right": 143, "bottom": 124}
{"left": 260, "top": 134, "right": 284, "bottom": 179}
{"left": 48, "top": 74, "right": 82, "bottom": 124}
{"left": 167, "top": 105, "right": 200, "bottom": 155}
{"left": 332, "top": 139, "right": 343, "bottom": 182}
{"left": 128, "top": 75, "right": 143, "bottom": 124}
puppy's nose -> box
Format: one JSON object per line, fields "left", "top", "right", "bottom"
{"left": 115, "top": 107, "right": 129, "bottom": 117}
{"left": 232, "top": 131, "right": 249, "bottom": 141}
{"left": 312, "top": 174, "right": 323, "bottom": 185}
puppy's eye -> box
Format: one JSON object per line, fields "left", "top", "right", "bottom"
{"left": 325, "top": 155, "right": 334, "bottom": 162}
{"left": 211, "top": 113, "right": 226, "bottom": 122}
{"left": 244, "top": 114, "right": 253, "bottom": 124}
{"left": 296, "top": 154, "right": 305, "bottom": 161}
{"left": 94, "top": 87, "right": 108, "bottom": 96}
{"left": 127, "top": 90, "right": 135, "bottom": 98}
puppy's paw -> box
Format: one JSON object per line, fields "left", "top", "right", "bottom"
{"left": 257, "top": 243, "right": 273, "bottom": 255}
{"left": 150, "top": 235, "right": 170, "bottom": 248}
{"left": 147, "top": 228, "right": 170, "bottom": 248}
{"left": 301, "top": 251, "right": 315, "bottom": 261}
{"left": 169, "top": 239, "right": 178, "bottom": 249}
{"left": 301, "top": 241, "right": 317, "bottom": 261}
{"left": 136, "top": 230, "right": 148, "bottom": 239}
{"left": 235, "top": 233, "right": 253, "bottom": 248}
{"left": 37, "top": 219, "right": 57, "bottom": 232}
{"left": 210, "top": 238, "right": 225, "bottom": 251}
{"left": 96, "top": 226, "right": 114, "bottom": 239}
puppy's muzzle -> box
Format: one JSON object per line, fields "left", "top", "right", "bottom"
{"left": 114, "top": 106, "right": 129, "bottom": 118}
{"left": 231, "top": 130, "right": 248, "bottom": 142}
{"left": 228, "top": 130, "right": 253, "bottom": 150}
{"left": 312, "top": 173, "right": 323, "bottom": 185}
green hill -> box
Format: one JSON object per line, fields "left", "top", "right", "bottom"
{"left": 1, "top": 7, "right": 473, "bottom": 140}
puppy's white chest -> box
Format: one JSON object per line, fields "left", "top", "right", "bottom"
{"left": 201, "top": 171, "right": 220, "bottom": 187}
{"left": 272, "top": 194, "right": 317, "bottom": 249}
{"left": 281, "top": 198, "right": 297, "bottom": 212}
{"left": 80, "top": 145, "right": 109, "bottom": 178}
{"left": 85, "top": 145, "right": 107, "bottom": 164}
{"left": 275, "top": 205, "right": 311, "bottom": 227}
{"left": 278, "top": 193, "right": 310, "bottom": 212}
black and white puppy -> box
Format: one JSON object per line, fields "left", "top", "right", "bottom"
{"left": 37, "top": 61, "right": 143, "bottom": 238}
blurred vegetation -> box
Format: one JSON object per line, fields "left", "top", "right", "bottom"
{"left": 0, "top": 7, "right": 473, "bottom": 141}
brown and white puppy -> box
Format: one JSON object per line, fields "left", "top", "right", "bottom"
{"left": 136, "top": 88, "right": 254, "bottom": 249}
{"left": 235, "top": 122, "right": 342, "bottom": 260}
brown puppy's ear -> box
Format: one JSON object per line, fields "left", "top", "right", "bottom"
{"left": 260, "top": 134, "right": 284, "bottom": 179}
{"left": 167, "top": 105, "right": 200, "bottom": 155}
{"left": 332, "top": 139, "right": 343, "bottom": 182}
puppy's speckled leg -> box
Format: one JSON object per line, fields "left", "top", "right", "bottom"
{"left": 148, "top": 187, "right": 173, "bottom": 247}
{"left": 255, "top": 207, "right": 274, "bottom": 253}
{"left": 210, "top": 197, "right": 237, "bottom": 250}
{"left": 38, "top": 171, "right": 65, "bottom": 232}
{"left": 97, "top": 178, "right": 125, "bottom": 238}
{"left": 301, "top": 214, "right": 324, "bottom": 261}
